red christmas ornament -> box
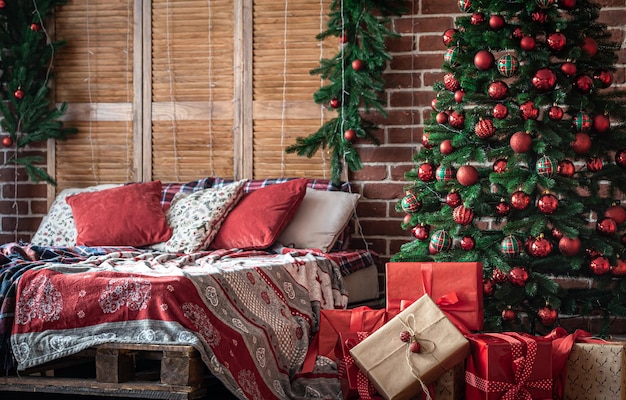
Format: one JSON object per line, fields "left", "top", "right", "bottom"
{"left": 501, "top": 235, "right": 522, "bottom": 257}
{"left": 453, "top": 205, "right": 475, "bottom": 225}
{"left": 475, "top": 118, "right": 496, "bottom": 139}
{"left": 508, "top": 266, "right": 529, "bottom": 287}
{"left": 531, "top": 10, "right": 548, "bottom": 23}
{"left": 593, "top": 69, "right": 613, "bottom": 88}
{"left": 429, "top": 229, "right": 452, "bottom": 254}
{"left": 537, "top": 193, "right": 559, "bottom": 214}
{"left": 615, "top": 149, "right": 626, "bottom": 168}
{"left": 532, "top": 68, "right": 557, "bottom": 91}
{"left": 403, "top": 214, "right": 412, "bottom": 225}
{"left": 493, "top": 158, "right": 507, "bottom": 174}
{"left": 474, "top": 50, "right": 495, "bottom": 70}
{"left": 570, "top": 132, "right": 592, "bottom": 155}
{"left": 592, "top": 113, "right": 610, "bottom": 133}
{"left": 547, "top": 32, "right": 566, "bottom": 51}
{"left": 492, "top": 268, "right": 508, "bottom": 284}
{"left": 496, "top": 200, "right": 511, "bottom": 216}
{"left": 559, "top": 236, "right": 581, "bottom": 256}
{"left": 489, "top": 15, "right": 505, "bottom": 30}
{"left": 351, "top": 59, "right": 365, "bottom": 71}
{"left": 622, "top": 233, "right": 626, "bottom": 246}
{"left": 454, "top": 90, "right": 465, "bottom": 103}
{"left": 339, "top": 34, "right": 349, "bottom": 44}
{"left": 557, "top": 159, "right": 575, "bottom": 177}
{"left": 14, "top": 89, "right": 24, "bottom": 100}
{"left": 559, "top": 0, "right": 576, "bottom": 9}
{"left": 436, "top": 112, "right": 449, "bottom": 124}
{"left": 581, "top": 37, "right": 598, "bottom": 57}
{"left": 440, "top": 139, "right": 454, "bottom": 155}
{"left": 448, "top": 111, "right": 465, "bottom": 129}
{"left": 574, "top": 75, "right": 593, "bottom": 93}
{"left": 520, "top": 101, "right": 539, "bottom": 120}
{"left": 511, "top": 190, "right": 531, "bottom": 210}
{"left": 596, "top": 217, "right": 617, "bottom": 236}
{"left": 0, "top": 1, "right": 5, "bottom": 8}
{"left": 409, "top": 341, "right": 421, "bottom": 354}
{"left": 329, "top": 97, "right": 340, "bottom": 108}
{"left": 488, "top": 81, "right": 508, "bottom": 100}
{"left": 493, "top": 103, "right": 508, "bottom": 119}
{"left": 344, "top": 128, "right": 356, "bottom": 142}
{"left": 401, "top": 192, "right": 421, "bottom": 213}
{"left": 538, "top": 305, "right": 558, "bottom": 326}
{"left": 560, "top": 61, "right": 577, "bottom": 77}
{"left": 613, "top": 259, "right": 626, "bottom": 276}
{"left": 552, "top": 227, "right": 563, "bottom": 241}
{"left": 460, "top": 235, "right": 476, "bottom": 251}
{"left": 483, "top": 278, "right": 495, "bottom": 296}
{"left": 574, "top": 111, "right": 592, "bottom": 132}
{"left": 446, "top": 190, "right": 462, "bottom": 208}
{"left": 431, "top": 98, "right": 439, "bottom": 111}
{"left": 443, "top": 29, "right": 458, "bottom": 46}
{"left": 512, "top": 28, "right": 524, "bottom": 39}
{"left": 418, "top": 162, "right": 436, "bottom": 182}
{"left": 586, "top": 157, "right": 603, "bottom": 172}
{"left": 548, "top": 105, "right": 564, "bottom": 121}
{"left": 589, "top": 255, "right": 611, "bottom": 275}
{"left": 457, "top": 165, "right": 479, "bottom": 186}
{"left": 436, "top": 165, "right": 456, "bottom": 182}
{"left": 502, "top": 308, "right": 516, "bottom": 321}
{"left": 510, "top": 131, "right": 533, "bottom": 153}
{"left": 1, "top": 136, "right": 13, "bottom": 147}
{"left": 530, "top": 235, "right": 553, "bottom": 258}
{"left": 605, "top": 204, "right": 626, "bottom": 225}
{"left": 444, "top": 73, "right": 460, "bottom": 91}
{"left": 30, "top": 23, "right": 40, "bottom": 32}
{"left": 412, "top": 224, "right": 431, "bottom": 241}
{"left": 520, "top": 36, "right": 536, "bottom": 51}
{"left": 422, "top": 133, "right": 433, "bottom": 149}
{"left": 471, "top": 12, "right": 485, "bottom": 24}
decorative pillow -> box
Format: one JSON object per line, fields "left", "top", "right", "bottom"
{"left": 210, "top": 178, "right": 308, "bottom": 250}
{"left": 66, "top": 181, "right": 172, "bottom": 247}
{"left": 160, "top": 177, "right": 214, "bottom": 211}
{"left": 277, "top": 188, "right": 361, "bottom": 252}
{"left": 152, "top": 180, "right": 246, "bottom": 254}
{"left": 31, "top": 183, "right": 121, "bottom": 247}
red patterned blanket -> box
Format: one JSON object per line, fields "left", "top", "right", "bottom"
{"left": 9, "top": 247, "right": 353, "bottom": 399}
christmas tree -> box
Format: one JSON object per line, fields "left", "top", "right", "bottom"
{"left": 286, "top": 0, "right": 406, "bottom": 186}
{"left": 392, "top": 0, "right": 626, "bottom": 334}
{"left": 0, "top": 0, "right": 76, "bottom": 184}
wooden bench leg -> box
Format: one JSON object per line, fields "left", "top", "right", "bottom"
{"left": 161, "top": 350, "right": 204, "bottom": 386}
{"left": 96, "top": 347, "right": 136, "bottom": 383}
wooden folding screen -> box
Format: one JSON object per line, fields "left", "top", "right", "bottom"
{"left": 51, "top": 0, "right": 332, "bottom": 196}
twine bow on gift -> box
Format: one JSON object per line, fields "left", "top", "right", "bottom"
{"left": 466, "top": 333, "right": 552, "bottom": 400}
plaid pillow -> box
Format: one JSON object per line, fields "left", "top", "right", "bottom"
{"left": 160, "top": 177, "right": 214, "bottom": 211}
{"left": 212, "top": 177, "right": 350, "bottom": 193}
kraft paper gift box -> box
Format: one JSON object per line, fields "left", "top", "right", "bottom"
{"left": 349, "top": 294, "right": 470, "bottom": 400}
{"left": 563, "top": 341, "right": 626, "bottom": 400}
{"left": 385, "top": 262, "right": 483, "bottom": 331}
{"left": 465, "top": 332, "right": 553, "bottom": 400}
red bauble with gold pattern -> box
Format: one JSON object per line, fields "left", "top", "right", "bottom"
{"left": 520, "top": 101, "right": 539, "bottom": 120}
{"left": 488, "top": 81, "right": 508, "bottom": 100}
{"left": 511, "top": 190, "right": 531, "bottom": 210}
{"left": 508, "top": 266, "right": 529, "bottom": 287}
{"left": 475, "top": 118, "right": 496, "bottom": 139}
{"left": 412, "top": 224, "right": 431, "bottom": 241}
{"left": 589, "top": 255, "right": 611, "bottom": 275}
{"left": 557, "top": 159, "right": 575, "bottom": 177}
{"left": 596, "top": 217, "right": 617, "bottom": 236}
{"left": 418, "top": 162, "right": 436, "bottom": 182}
{"left": 586, "top": 157, "right": 603, "bottom": 172}
{"left": 448, "top": 111, "right": 465, "bottom": 128}
{"left": 493, "top": 103, "right": 508, "bottom": 119}
{"left": 460, "top": 235, "right": 476, "bottom": 251}
{"left": 444, "top": 73, "right": 460, "bottom": 91}
{"left": 570, "top": 132, "right": 592, "bottom": 155}
{"left": 457, "top": 165, "right": 479, "bottom": 186}
{"left": 453, "top": 205, "right": 475, "bottom": 225}
{"left": 532, "top": 68, "right": 557, "bottom": 91}
{"left": 510, "top": 131, "right": 533, "bottom": 153}
{"left": 548, "top": 105, "right": 564, "bottom": 121}
{"left": 605, "top": 204, "right": 626, "bottom": 225}
{"left": 592, "top": 114, "right": 610, "bottom": 134}
{"left": 537, "top": 193, "right": 559, "bottom": 214}
{"left": 538, "top": 305, "right": 558, "bottom": 326}
{"left": 559, "top": 236, "right": 581, "bottom": 256}
{"left": 446, "top": 190, "right": 462, "bottom": 208}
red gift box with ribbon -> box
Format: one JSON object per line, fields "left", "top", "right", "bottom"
{"left": 336, "top": 331, "right": 382, "bottom": 400}
{"left": 465, "top": 332, "right": 553, "bottom": 400}
{"left": 385, "top": 262, "right": 484, "bottom": 332}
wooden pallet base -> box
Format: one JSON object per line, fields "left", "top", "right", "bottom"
{"left": 0, "top": 343, "right": 218, "bottom": 399}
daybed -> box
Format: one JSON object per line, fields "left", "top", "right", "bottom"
{"left": 0, "top": 177, "right": 380, "bottom": 399}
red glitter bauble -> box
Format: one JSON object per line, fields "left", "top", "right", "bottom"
{"left": 446, "top": 190, "right": 462, "bottom": 208}
{"left": 511, "top": 190, "right": 531, "bottom": 210}
{"left": 586, "top": 157, "right": 603, "bottom": 172}
{"left": 520, "top": 36, "right": 536, "bottom": 51}
{"left": 605, "top": 204, "right": 626, "bottom": 225}
{"left": 547, "top": 32, "right": 567, "bottom": 51}
{"left": 448, "top": 111, "right": 465, "bottom": 128}
{"left": 548, "top": 105, "right": 564, "bottom": 121}
{"left": 412, "top": 224, "right": 431, "bottom": 241}
{"left": 492, "top": 268, "right": 508, "bottom": 284}
{"left": 537, "top": 193, "right": 559, "bottom": 214}
{"left": 570, "top": 132, "right": 592, "bottom": 155}
{"left": 574, "top": 74, "right": 593, "bottom": 93}
{"left": 474, "top": 50, "right": 495, "bottom": 70}
{"left": 444, "top": 73, "right": 460, "bottom": 91}
{"left": 560, "top": 62, "right": 577, "bottom": 77}
{"left": 460, "top": 235, "right": 476, "bottom": 251}
{"left": 557, "top": 159, "right": 575, "bottom": 177}
{"left": 436, "top": 112, "right": 449, "bottom": 124}
{"left": 592, "top": 114, "right": 610, "bottom": 133}
{"left": 489, "top": 15, "right": 505, "bottom": 30}
{"left": 453, "top": 205, "right": 475, "bottom": 225}
{"left": 594, "top": 69, "right": 613, "bottom": 88}
{"left": 493, "top": 158, "right": 508, "bottom": 174}
{"left": 418, "top": 162, "right": 436, "bottom": 182}
{"left": 457, "top": 165, "right": 479, "bottom": 186}
{"left": 508, "top": 266, "right": 529, "bottom": 286}
{"left": 488, "top": 81, "right": 508, "bottom": 100}
{"left": 596, "top": 217, "right": 617, "bottom": 236}
{"left": 493, "top": 103, "right": 508, "bottom": 119}
{"left": 559, "top": 236, "right": 581, "bottom": 256}
{"left": 471, "top": 12, "right": 485, "bottom": 24}
{"left": 532, "top": 68, "right": 557, "bottom": 91}
{"left": 475, "top": 118, "right": 496, "bottom": 139}
{"left": 616, "top": 149, "right": 626, "bottom": 168}
{"left": 538, "top": 305, "right": 558, "bottom": 326}
{"left": 442, "top": 29, "right": 458, "bottom": 46}
{"left": 440, "top": 139, "right": 454, "bottom": 155}
{"left": 589, "top": 255, "right": 611, "bottom": 275}
{"left": 510, "top": 131, "right": 533, "bottom": 153}
{"left": 530, "top": 236, "right": 553, "bottom": 258}
{"left": 496, "top": 200, "right": 511, "bottom": 216}
{"left": 581, "top": 37, "right": 598, "bottom": 57}
{"left": 519, "top": 101, "right": 539, "bottom": 120}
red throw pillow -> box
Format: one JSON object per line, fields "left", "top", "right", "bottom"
{"left": 211, "top": 178, "right": 308, "bottom": 250}
{"left": 67, "top": 181, "right": 172, "bottom": 247}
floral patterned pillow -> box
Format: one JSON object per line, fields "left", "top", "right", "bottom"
{"left": 152, "top": 180, "right": 246, "bottom": 254}
{"left": 31, "top": 184, "right": 121, "bottom": 247}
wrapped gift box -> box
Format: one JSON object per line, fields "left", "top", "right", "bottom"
{"left": 465, "top": 332, "right": 553, "bottom": 400}
{"left": 385, "top": 262, "right": 483, "bottom": 331}
{"left": 563, "top": 341, "right": 626, "bottom": 400}
{"left": 350, "top": 294, "right": 469, "bottom": 400}
{"left": 336, "top": 331, "right": 380, "bottom": 400}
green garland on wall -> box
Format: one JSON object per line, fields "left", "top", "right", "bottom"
{"left": 286, "top": 0, "right": 407, "bottom": 186}
{"left": 0, "top": 0, "right": 76, "bottom": 184}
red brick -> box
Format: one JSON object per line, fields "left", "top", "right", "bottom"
{"left": 390, "top": 53, "right": 444, "bottom": 71}
{"left": 419, "top": 34, "right": 447, "bottom": 52}
{"left": 362, "top": 182, "right": 406, "bottom": 200}
{"left": 3, "top": 182, "right": 47, "bottom": 199}
{"left": 3, "top": 216, "right": 42, "bottom": 232}
{"left": 359, "top": 146, "right": 413, "bottom": 164}
{"left": 386, "top": 35, "right": 415, "bottom": 53}
{"left": 31, "top": 200, "right": 49, "bottom": 215}
{"left": 384, "top": 72, "right": 424, "bottom": 90}
{"left": 422, "top": 0, "right": 456, "bottom": 14}
{"left": 391, "top": 164, "right": 414, "bottom": 181}
{"left": 388, "top": 127, "right": 424, "bottom": 144}
{"left": 351, "top": 165, "right": 388, "bottom": 181}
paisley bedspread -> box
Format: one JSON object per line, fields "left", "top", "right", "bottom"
{"left": 5, "top": 245, "right": 351, "bottom": 399}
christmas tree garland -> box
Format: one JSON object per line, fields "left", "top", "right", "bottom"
{"left": 286, "top": 0, "right": 407, "bottom": 186}
{"left": 0, "top": 0, "right": 76, "bottom": 184}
